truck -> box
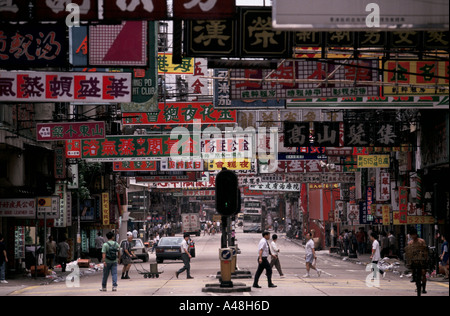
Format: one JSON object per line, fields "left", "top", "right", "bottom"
{"left": 181, "top": 213, "right": 201, "bottom": 236}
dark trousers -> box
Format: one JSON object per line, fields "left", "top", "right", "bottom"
{"left": 253, "top": 257, "right": 273, "bottom": 286}
{"left": 58, "top": 257, "right": 67, "bottom": 272}
{"left": 177, "top": 253, "right": 191, "bottom": 277}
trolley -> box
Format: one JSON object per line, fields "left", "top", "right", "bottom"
{"left": 134, "top": 262, "right": 163, "bottom": 279}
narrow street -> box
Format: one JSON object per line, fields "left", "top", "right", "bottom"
{"left": 3, "top": 229, "right": 448, "bottom": 298}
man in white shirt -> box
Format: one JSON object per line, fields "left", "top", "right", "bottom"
{"left": 269, "top": 234, "right": 284, "bottom": 278}
{"left": 253, "top": 232, "right": 277, "bottom": 288}
{"left": 369, "top": 232, "right": 384, "bottom": 279}
{"left": 304, "top": 232, "right": 321, "bottom": 277}
{"left": 176, "top": 233, "right": 193, "bottom": 279}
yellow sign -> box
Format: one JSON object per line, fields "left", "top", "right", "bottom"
{"left": 357, "top": 155, "right": 390, "bottom": 168}
{"left": 382, "top": 205, "right": 390, "bottom": 225}
{"left": 384, "top": 60, "right": 448, "bottom": 96}
{"left": 101, "top": 192, "right": 110, "bottom": 226}
{"left": 208, "top": 159, "right": 252, "bottom": 171}
{"left": 157, "top": 53, "right": 194, "bottom": 74}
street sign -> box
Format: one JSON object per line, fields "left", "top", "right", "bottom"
{"left": 37, "top": 196, "right": 60, "bottom": 219}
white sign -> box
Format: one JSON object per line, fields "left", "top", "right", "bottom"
{"left": 272, "top": 0, "right": 449, "bottom": 31}
{"left": 249, "top": 182, "right": 300, "bottom": 192}
{"left": 0, "top": 71, "right": 132, "bottom": 103}
{"left": 201, "top": 137, "right": 252, "bottom": 160}
{"left": 0, "top": 199, "right": 35, "bottom": 217}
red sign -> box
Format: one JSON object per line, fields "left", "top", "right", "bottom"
{"left": 398, "top": 186, "right": 408, "bottom": 224}
{"left": 35, "top": 0, "right": 98, "bottom": 20}
{"left": 113, "top": 161, "right": 157, "bottom": 172}
{"left": 173, "top": 0, "right": 236, "bottom": 19}
{"left": 103, "top": 0, "right": 167, "bottom": 20}
{"left": 37, "top": 122, "right": 105, "bottom": 141}
{"left": 122, "top": 102, "right": 237, "bottom": 125}
{"left": 66, "top": 140, "right": 82, "bottom": 158}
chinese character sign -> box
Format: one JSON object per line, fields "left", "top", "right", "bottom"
{"left": 384, "top": 60, "right": 449, "bottom": 96}
{"left": 37, "top": 122, "right": 105, "bottom": 141}
{"left": 0, "top": 71, "right": 131, "bottom": 103}
{"left": 122, "top": 102, "right": 236, "bottom": 125}
{"left": 81, "top": 135, "right": 201, "bottom": 161}
{"left": 230, "top": 60, "right": 379, "bottom": 100}
{"left": 0, "top": 24, "right": 66, "bottom": 67}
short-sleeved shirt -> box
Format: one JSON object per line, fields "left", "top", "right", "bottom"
{"left": 258, "top": 238, "right": 270, "bottom": 257}
{"left": 181, "top": 239, "right": 189, "bottom": 254}
{"left": 372, "top": 239, "right": 381, "bottom": 261}
{"left": 305, "top": 239, "right": 315, "bottom": 256}
{"left": 102, "top": 241, "right": 120, "bottom": 264}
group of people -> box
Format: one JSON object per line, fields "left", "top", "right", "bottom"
{"left": 98, "top": 231, "right": 138, "bottom": 292}
{"left": 338, "top": 227, "right": 398, "bottom": 258}
{"left": 252, "top": 231, "right": 322, "bottom": 289}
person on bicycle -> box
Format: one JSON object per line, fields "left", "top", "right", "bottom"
{"left": 408, "top": 228, "right": 427, "bottom": 294}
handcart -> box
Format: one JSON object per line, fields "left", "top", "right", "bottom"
{"left": 134, "top": 262, "right": 163, "bottom": 279}
{"left": 405, "top": 244, "right": 429, "bottom": 296}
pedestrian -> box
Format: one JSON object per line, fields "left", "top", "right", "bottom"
{"left": 439, "top": 234, "right": 448, "bottom": 280}
{"left": 121, "top": 232, "right": 135, "bottom": 279}
{"left": 380, "top": 231, "right": 389, "bottom": 258}
{"left": 269, "top": 234, "right": 284, "bottom": 278}
{"left": 57, "top": 236, "right": 70, "bottom": 273}
{"left": 356, "top": 227, "right": 366, "bottom": 255}
{"left": 151, "top": 232, "right": 160, "bottom": 254}
{"left": 46, "top": 236, "right": 56, "bottom": 269}
{"left": 304, "top": 232, "right": 321, "bottom": 277}
{"left": 343, "top": 229, "right": 350, "bottom": 255}
{"left": 95, "top": 232, "right": 105, "bottom": 263}
{"left": 369, "top": 232, "right": 385, "bottom": 280}
{"left": 407, "top": 228, "right": 427, "bottom": 294}
{"left": 253, "top": 231, "right": 277, "bottom": 288}
{"left": 100, "top": 231, "right": 120, "bottom": 292}
{"left": 176, "top": 233, "right": 193, "bottom": 279}
{"left": 388, "top": 231, "right": 397, "bottom": 258}
{"left": 0, "top": 233, "right": 8, "bottom": 284}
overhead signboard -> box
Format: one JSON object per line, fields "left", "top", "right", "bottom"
{"left": 240, "top": 7, "right": 291, "bottom": 58}
{"left": 357, "top": 155, "right": 390, "bottom": 168}
{"left": 160, "top": 158, "right": 204, "bottom": 171}
{"left": 229, "top": 60, "right": 379, "bottom": 100}
{"left": 272, "top": 0, "right": 449, "bottom": 31}
{"left": 0, "top": 71, "right": 131, "bottom": 103}
{"left": 0, "top": 199, "right": 35, "bottom": 217}
{"left": 158, "top": 53, "right": 194, "bottom": 74}
{"left": 37, "top": 121, "right": 105, "bottom": 141}
{"left": 122, "top": 102, "right": 237, "bottom": 125}
{"left": 81, "top": 135, "right": 201, "bottom": 161}
{"left": 89, "top": 21, "right": 148, "bottom": 66}
{"left": 35, "top": 0, "right": 98, "bottom": 21}
{"left": 383, "top": 60, "right": 449, "bottom": 96}
{"left": 214, "top": 69, "right": 286, "bottom": 109}
{"left": 173, "top": 0, "right": 236, "bottom": 19}
{"left": 207, "top": 159, "right": 252, "bottom": 171}
{"left": 102, "top": 0, "right": 167, "bottom": 20}
{"left": 0, "top": 24, "right": 67, "bottom": 68}
{"left": 287, "top": 96, "right": 449, "bottom": 109}
{"left": 113, "top": 161, "right": 157, "bottom": 172}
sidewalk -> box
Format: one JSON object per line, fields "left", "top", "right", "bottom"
{"left": 0, "top": 266, "right": 103, "bottom": 296}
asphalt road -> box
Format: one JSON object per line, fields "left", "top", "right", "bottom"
{"left": 2, "top": 228, "right": 449, "bottom": 299}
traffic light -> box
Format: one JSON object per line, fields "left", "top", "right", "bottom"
{"left": 215, "top": 168, "right": 239, "bottom": 216}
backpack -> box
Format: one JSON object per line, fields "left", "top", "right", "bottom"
{"left": 105, "top": 241, "right": 118, "bottom": 261}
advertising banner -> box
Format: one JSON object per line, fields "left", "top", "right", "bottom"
{"left": 0, "top": 71, "right": 132, "bottom": 103}
{"left": 37, "top": 122, "right": 105, "bottom": 141}
{"left": 122, "top": 102, "right": 236, "bottom": 125}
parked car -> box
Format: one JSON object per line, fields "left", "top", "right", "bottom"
{"left": 119, "top": 238, "right": 149, "bottom": 262}
{"left": 155, "top": 236, "right": 195, "bottom": 263}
